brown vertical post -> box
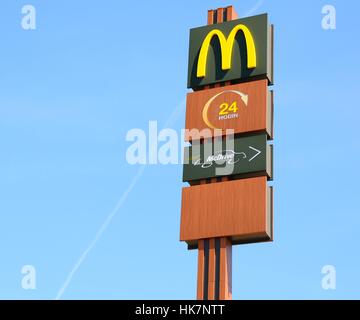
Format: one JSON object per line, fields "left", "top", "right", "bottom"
{"left": 196, "top": 240, "right": 205, "bottom": 299}
{"left": 207, "top": 9, "right": 214, "bottom": 25}
{"left": 219, "top": 237, "right": 232, "bottom": 300}
{"left": 207, "top": 238, "right": 216, "bottom": 299}
{"left": 226, "top": 5, "right": 238, "bottom": 20}
{"left": 196, "top": 6, "right": 237, "bottom": 301}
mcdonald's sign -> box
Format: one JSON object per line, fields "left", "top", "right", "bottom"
{"left": 187, "top": 13, "right": 273, "bottom": 89}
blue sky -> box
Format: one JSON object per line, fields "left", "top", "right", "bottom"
{"left": 0, "top": 0, "right": 359, "bottom": 299}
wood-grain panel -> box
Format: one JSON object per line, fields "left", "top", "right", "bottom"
{"left": 185, "top": 80, "right": 273, "bottom": 141}
{"left": 180, "top": 177, "right": 273, "bottom": 248}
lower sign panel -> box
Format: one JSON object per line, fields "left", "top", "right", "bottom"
{"left": 180, "top": 177, "right": 273, "bottom": 249}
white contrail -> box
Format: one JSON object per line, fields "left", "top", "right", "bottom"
{"left": 55, "top": 99, "right": 186, "bottom": 300}
{"left": 55, "top": 165, "right": 145, "bottom": 300}
{"left": 163, "top": 98, "right": 186, "bottom": 128}
{"left": 244, "top": 0, "right": 265, "bottom": 16}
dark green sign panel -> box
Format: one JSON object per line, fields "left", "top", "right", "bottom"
{"left": 183, "top": 134, "right": 272, "bottom": 183}
{"left": 187, "top": 13, "right": 273, "bottom": 89}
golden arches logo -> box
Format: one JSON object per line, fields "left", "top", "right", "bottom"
{"left": 202, "top": 90, "right": 248, "bottom": 129}
{"left": 197, "top": 24, "right": 257, "bottom": 78}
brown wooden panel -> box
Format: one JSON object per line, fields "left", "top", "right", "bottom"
{"left": 185, "top": 80, "right": 273, "bottom": 141}
{"left": 180, "top": 177, "right": 273, "bottom": 248}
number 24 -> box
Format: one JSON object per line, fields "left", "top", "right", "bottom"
{"left": 219, "top": 101, "right": 238, "bottom": 115}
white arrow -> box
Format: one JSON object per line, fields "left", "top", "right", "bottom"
{"left": 226, "top": 90, "right": 248, "bottom": 106}
{"left": 248, "top": 146, "right": 261, "bottom": 162}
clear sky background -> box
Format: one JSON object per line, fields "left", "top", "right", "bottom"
{"left": 0, "top": 0, "right": 359, "bottom": 300}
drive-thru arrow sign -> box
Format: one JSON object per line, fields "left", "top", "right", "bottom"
{"left": 183, "top": 133, "right": 272, "bottom": 183}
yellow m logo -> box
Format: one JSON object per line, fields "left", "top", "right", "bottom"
{"left": 197, "top": 24, "right": 257, "bottom": 78}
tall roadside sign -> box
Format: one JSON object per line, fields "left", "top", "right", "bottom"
{"left": 180, "top": 6, "right": 274, "bottom": 300}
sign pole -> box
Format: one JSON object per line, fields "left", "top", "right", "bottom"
{"left": 196, "top": 6, "right": 238, "bottom": 301}
{"left": 197, "top": 235, "right": 233, "bottom": 300}
{"left": 180, "top": 4, "right": 274, "bottom": 300}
